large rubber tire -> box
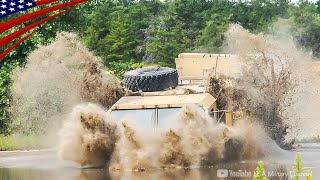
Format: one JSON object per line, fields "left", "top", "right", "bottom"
{"left": 123, "top": 67, "right": 178, "bottom": 92}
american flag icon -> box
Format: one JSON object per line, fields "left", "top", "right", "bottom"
{"left": 0, "top": 0, "right": 37, "bottom": 18}
{"left": 0, "top": 0, "right": 88, "bottom": 60}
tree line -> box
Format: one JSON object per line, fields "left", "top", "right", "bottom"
{"left": 0, "top": 0, "right": 320, "bottom": 134}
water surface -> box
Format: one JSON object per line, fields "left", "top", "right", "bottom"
{"left": 0, "top": 145, "right": 319, "bottom": 180}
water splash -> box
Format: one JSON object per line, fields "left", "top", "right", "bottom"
{"left": 58, "top": 104, "right": 271, "bottom": 170}
{"left": 9, "top": 32, "right": 124, "bottom": 140}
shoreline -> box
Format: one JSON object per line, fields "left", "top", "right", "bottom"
{"left": 0, "top": 149, "right": 56, "bottom": 157}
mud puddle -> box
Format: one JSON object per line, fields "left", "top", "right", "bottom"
{"left": 0, "top": 147, "right": 319, "bottom": 180}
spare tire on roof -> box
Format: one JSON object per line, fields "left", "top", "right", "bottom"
{"left": 123, "top": 67, "right": 178, "bottom": 92}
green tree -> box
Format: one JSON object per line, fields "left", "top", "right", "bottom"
{"left": 109, "top": 60, "right": 143, "bottom": 79}
{"left": 170, "top": 0, "right": 211, "bottom": 50}
{"left": 84, "top": 1, "right": 158, "bottom": 66}
{"left": 232, "top": 0, "right": 289, "bottom": 32}
{"left": 143, "top": 15, "right": 185, "bottom": 66}
{"left": 196, "top": 0, "right": 234, "bottom": 52}
{"left": 289, "top": 0, "right": 320, "bottom": 57}
{"left": 102, "top": 8, "right": 138, "bottom": 64}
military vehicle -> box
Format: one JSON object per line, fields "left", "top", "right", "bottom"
{"left": 108, "top": 53, "right": 242, "bottom": 128}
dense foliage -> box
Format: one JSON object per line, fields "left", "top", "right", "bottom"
{"left": 1, "top": 0, "right": 320, "bottom": 134}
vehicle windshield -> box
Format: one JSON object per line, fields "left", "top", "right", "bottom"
{"left": 110, "top": 109, "right": 156, "bottom": 128}
{"left": 110, "top": 106, "right": 205, "bottom": 129}
{"left": 157, "top": 108, "right": 181, "bottom": 129}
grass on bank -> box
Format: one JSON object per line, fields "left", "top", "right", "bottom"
{"left": 298, "top": 136, "right": 320, "bottom": 143}
{"left": 0, "top": 135, "right": 51, "bottom": 151}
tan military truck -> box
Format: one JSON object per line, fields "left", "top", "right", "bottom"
{"left": 108, "top": 53, "right": 241, "bottom": 128}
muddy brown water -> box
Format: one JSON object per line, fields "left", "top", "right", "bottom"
{"left": 0, "top": 144, "right": 319, "bottom": 180}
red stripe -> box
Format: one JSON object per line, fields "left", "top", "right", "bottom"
{"left": 0, "top": 29, "right": 39, "bottom": 61}
{"left": 0, "top": 0, "right": 88, "bottom": 34}
{"left": 0, "top": 10, "right": 70, "bottom": 48}
{"left": 35, "top": 0, "right": 59, "bottom": 6}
